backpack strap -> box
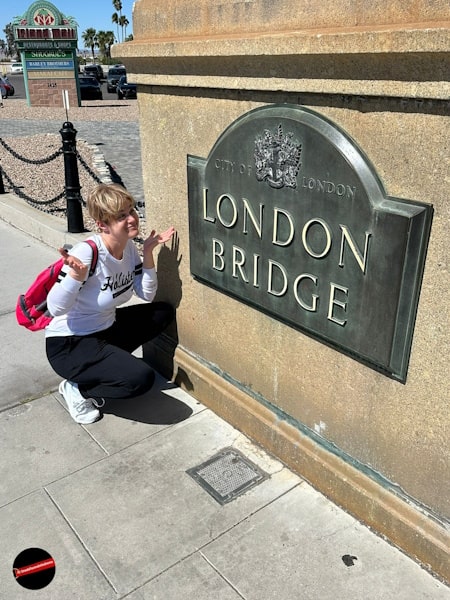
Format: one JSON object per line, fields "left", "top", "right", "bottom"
{"left": 83, "top": 239, "right": 99, "bottom": 277}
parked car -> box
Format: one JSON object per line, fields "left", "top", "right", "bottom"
{"left": 0, "top": 76, "right": 14, "bottom": 96}
{"left": 84, "top": 64, "right": 103, "bottom": 81}
{"left": 79, "top": 76, "right": 103, "bottom": 100}
{"left": 117, "top": 75, "right": 137, "bottom": 100}
{"left": 10, "top": 62, "right": 23, "bottom": 74}
{"left": 107, "top": 66, "right": 126, "bottom": 93}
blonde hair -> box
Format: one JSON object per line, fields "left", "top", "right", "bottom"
{"left": 87, "top": 183, "right": 136, "bottom": 224}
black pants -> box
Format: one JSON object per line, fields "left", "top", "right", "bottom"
{"left": 46, "top": 302, "right": 174, "bottom": 402}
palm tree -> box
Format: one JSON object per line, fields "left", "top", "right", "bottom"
{"left": 111, "top": 12, "right": 120, "bottom": 43}
{"left": 105, "top": 30, "right": 116, "bottom": 58}
{"left": 3, "top": 24, "right": 17, "bottom": 58}
{"left": 113, "top": 0, "right": 123, "bottom": 18}
{"left": 96, "top": 31, "right": 107, "bottom": 58}
{"left": 82, "top": 28, "right": 98, "bottom": 61}
{"left": 97, "top": 30, "right": 115, "bottom": 59}
{"left": 118, "top": 16, "right": 129, "bottom": 42}
{"left": 112, "top": 0, "right": 123, "bottom": 41}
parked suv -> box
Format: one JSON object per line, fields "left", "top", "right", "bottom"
{"left": 79, "top": 76, "right": 103, "bottom": 100}
{"left": 84, "top": 64, "right": 103, "bottom": 81}
{"left": 107, "top": 66, "right": 126, "bottom": 93}
{"left": 117, "top": 75, "right": 137, "bottom": 99}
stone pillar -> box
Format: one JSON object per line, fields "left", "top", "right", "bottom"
{"left": 113, "top": 0, "right": 450, "bottom": 581}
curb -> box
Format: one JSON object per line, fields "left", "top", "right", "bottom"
{"left": 0, "top": 192, "right": 90, "bottom": 249}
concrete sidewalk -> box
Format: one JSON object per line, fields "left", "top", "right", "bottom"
{"left": 0, "top": 197, "right": 449, "bottom": 599}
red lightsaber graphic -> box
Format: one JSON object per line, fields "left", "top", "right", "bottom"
{"left": 13, "top": 557, "right": 55, "bottom": 579}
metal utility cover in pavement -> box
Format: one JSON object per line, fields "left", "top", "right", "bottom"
{"left": 187, "top": 447, "right": 268, "bottom": 504}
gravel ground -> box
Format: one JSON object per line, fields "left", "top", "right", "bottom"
{"left": 0, "top": 98, "right": 139, "bottom": 122}
{"left": 0, "top": 99, "right": 146, "bottom": 242}
{"left": 0, "top": 132, "right": 99, "bottom": 223}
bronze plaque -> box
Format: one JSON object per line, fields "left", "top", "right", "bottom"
{"left": 187, "top": 105, "right": 432, "bottom": 382}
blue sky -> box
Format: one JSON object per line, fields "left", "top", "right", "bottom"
{"left": 0, "top": 0, "right": 136, "bottom": 48}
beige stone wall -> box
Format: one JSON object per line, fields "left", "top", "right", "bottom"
{"left": 132, "top": 0, "right": 449, "bottom": 39}
{"left": 136, "top": 90, "right": 449, "bottom": 512}
{"left": 114, "top": 0, "right": 450, "bottom": 578}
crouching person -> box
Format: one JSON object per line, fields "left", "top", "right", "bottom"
{"left": 45, "top": 183, "right": 175, "bottom": 423}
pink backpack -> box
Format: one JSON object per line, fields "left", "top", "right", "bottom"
{"left": 16, "top": 240, "right": 98, "bottom": 331}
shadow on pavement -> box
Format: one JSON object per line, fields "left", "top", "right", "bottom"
{"left": 102, "top": 383, "right": 193, "bottom": 425}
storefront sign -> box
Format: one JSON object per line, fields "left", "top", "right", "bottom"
{"left": 15, "top": 27, "right": 76, "bottom": 39}
{"left": 25, "top": 59, "right": 74, "bottom": 69}
{"left": 16, "top": 40, "right": 76, "bottom": 49}
{"left": 12, "top": 2, "right": 79, "bottom": 105}
{"left": 25, "top": 50, "right": 72, "bottom": 59}
{"left": 13, "top": 3, "right": 77, "bottom": 51}
{"left": 187, "top": 105, "right": 433, "bottom": 381}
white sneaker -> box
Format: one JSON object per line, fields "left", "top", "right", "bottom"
{"left": 58, "top": 380, "right": 101, "bottom": 424}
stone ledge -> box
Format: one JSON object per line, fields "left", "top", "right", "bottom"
{"left": 129, "top": 73, "right": 450, "bottom": 99}
{"left": 115, "top": 25, "right": 450, "bottom": 58}
{"left": 114, "top": 26, "right": 449, "bottom": 99}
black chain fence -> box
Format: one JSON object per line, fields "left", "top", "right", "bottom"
{"left": 0, "top": 132, "right": 103, "bottom": 217}
{"left": 76, "top": 150, "right": 103, "bottom": 188}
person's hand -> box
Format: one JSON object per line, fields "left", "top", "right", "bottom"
{"left": 142, "top": 227, "right": 176, "bottom": 269}
{"left": 143, "top": 227, "right": 176, "bottom": 253}
{"left": 58, "top": 247, "right": 89, "bottom": 281}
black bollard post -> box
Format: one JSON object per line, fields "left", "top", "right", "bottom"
{"left": 60, "top": 121, "right": 85, "bottom": 233}
{"left": 0, "top": 167, "right": 5, "bottom": 194}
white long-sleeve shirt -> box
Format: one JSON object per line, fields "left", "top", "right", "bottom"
{"left": 45, "top": 234, "right": 157, "bottom": 337}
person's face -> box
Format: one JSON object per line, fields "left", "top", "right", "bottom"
{"left": 105, "top": 204, "right": 139, "bottom": 241}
